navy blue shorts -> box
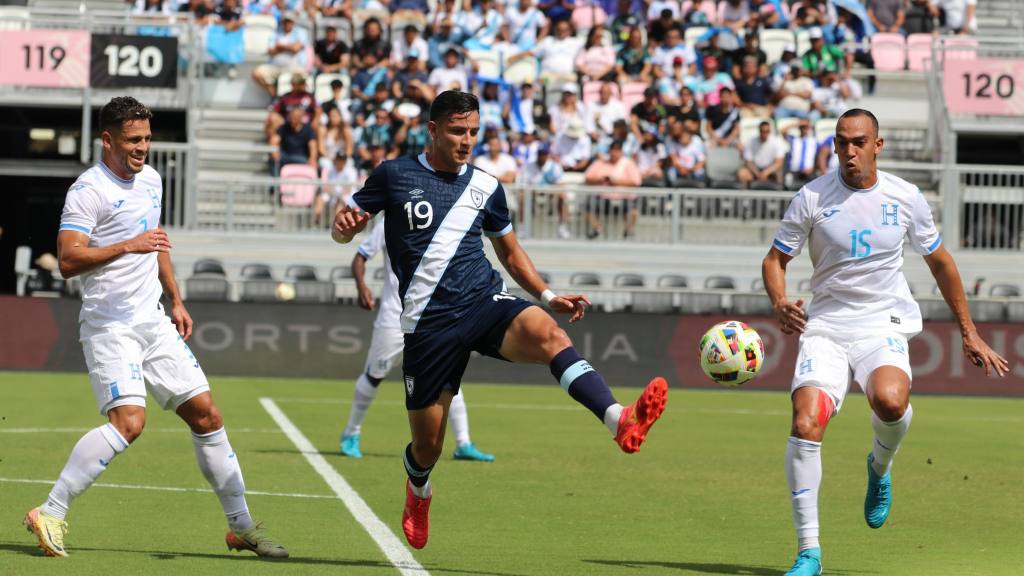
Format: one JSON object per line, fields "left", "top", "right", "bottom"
{"left": 402, "top": 292, "right": 533, "bottom": 410}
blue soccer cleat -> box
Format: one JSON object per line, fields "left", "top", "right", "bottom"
{"left": 784, "top": 547, "right": 822, "bottom": 576}
{"left": 340, "top": 434, "right": 362, "bottom": 458}
{"left": 453, "top": 442, "right": 495, "bottom": 462}
{"left": 865, "top": 453, "right": 892, "bottom": 529}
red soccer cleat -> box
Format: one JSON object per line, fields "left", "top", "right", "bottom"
{"left": 614, "top": 377, "right": 668, "bottom": 453}
{"left": 402, "top": 480, "right": 431, "bottom": 549}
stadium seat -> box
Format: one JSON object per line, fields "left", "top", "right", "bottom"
{"left": 0, "top": 7, "right": 29, "bottom": 30}
{"left": 243, "top": 15, "right": 277, "bottom": 60}
{"left": 240, "top": 280, "right": 280, "bottom": 302}
{"left": 280, "top": 164, "right": 318, "bottom": 207}
{"left": 678, "top": 292, "right": 723, "bottom": 315}
{"left": 241, "top": 263, "right": 273, "bottom": 279}
{"left": 906, "top": 34, "right": 934, "bottom": 72}
{"left": 942, "top": 36, "right": 978, "bottom": 61}
{"left": 657, "top": 274, "right": 688, "bottom": 288}
{"left": 870, "top": 33, "right": 906, "bottom": 72}
{"left": 705, "top": 276, "right": 736, "bottom": 289}
{"left": 684, "top": 27, "right": 707, "bottom": 51}
{"left": 286, "top": 264, "right": 318, "bottom": 281}
{"left": 570, "top": 272, "right": 602, "bottom": 286}
{"left": 503, "top": 56, "right": 538, "bottom": 85}
{"left": 1008, "top": 301, "right": 1024, "bottom": 323}
{"left": 989, "top": 283, "right": 1021, "bottom": 297}
{"left": 193, "top": 258, "right": 226, "bottom": 276}
{"left": 315, "top": 73, "right": 349, "bottom": 103}
{"left": 705, "top": 147, "right": 743, "bottom": 188}
{"left": 614, "top": 273, "right": 645, "bottom": 287}
{"left": 969, "top": 300, "right": 1006, "bottom": 323}
{"left": 631, "top": 291, "right": 675, "bottom": 313}
{"left": 185, "top": 274, "right": 231, "bottom": 302}
{"left": 731, "top": 293, "right": 773, "bottom": 315}
{"left": 571, "top": 4, "right": 608, "bottom": 32}
{"left": 797, "top": 278, "right": 812, "bottom": 292}
{"left": 293, "top": 280, "right": 335, "bottom": 304}
{"left": 277, "top": 73, "right": 314, "bottom": 98}
{"left": 814, "top": 118, "right": 837, "bottom": 140}
{"left": 330, "top": 265, "right": 354, "bottom": 280}
{"left": 750, "top": 278, "right": 765, "bottom": 292}
{"left": 760, "top": 29, "right": 795, "bottom": 65}
{"left": 582, "top": 81, "right": 619, "bottom": 105}
{"left": 620, "top": 82, "right": 648, "bottom": 111}
{"left": 775, "top": 117, "right": 802, "bottom": 138}
{"left": 469, "top": 51, "right": 501, "bottom": 79}
{"left": 537, "top": 270, "right": 552, "bottom": 284}
{"left": 795, "top": 29, "right": 811, "bottom": 57}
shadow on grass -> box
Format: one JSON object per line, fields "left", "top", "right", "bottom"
{"left": 584, "top": 559, "right": 871, "bottom": 575}
{"left": 0, "top": 541, "right": 525, "bottom": 575}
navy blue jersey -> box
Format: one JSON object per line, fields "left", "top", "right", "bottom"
{"left": 350, "top": 153, "right": 513, "bottom": 333}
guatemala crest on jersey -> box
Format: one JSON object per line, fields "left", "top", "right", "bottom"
{"left": 404, "top": 375, "right": 415, "bottom": 397}
{"left": 470, "top": 186, "right": 484, "bottom": 208}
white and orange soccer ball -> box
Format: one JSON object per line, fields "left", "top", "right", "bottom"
{"left": 699, "top": 321, "right": 764, "bottom": 387}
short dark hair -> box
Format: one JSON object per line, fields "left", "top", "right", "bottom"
{"left": 99, "top": 96, "right": 152, "bottom": 134}
{"left": 838, "top": 108, "right": 880, "bottom": 137}
{"left": 759, "top": 120, "right": 771, "bottom": 130}
{"left": 429, "top": 90, "right": 479, "bottom": 123}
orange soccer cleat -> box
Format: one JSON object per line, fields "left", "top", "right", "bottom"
{"left": 402, "top": 480, "right": 432, "bottom": 549}
{"left": 614, "top": 377, "right": 668, "bottom": 453}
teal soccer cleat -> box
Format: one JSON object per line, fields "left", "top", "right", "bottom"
{"left": 865, "top": 453, "right": 892, "bottom": 529}
{"left": 785, "top": 547, "right": 822, "bottom": 576}
{"left": 453, "top": 442, "right": 495, "bottom": 462}
{"left": 340, "top": 434, "right": 362, "bottom": 458}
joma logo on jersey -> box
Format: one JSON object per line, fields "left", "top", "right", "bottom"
{"left": 880, "top": 203, "right": 899, "bottom": 226}
{"left": 822, "top": 208, "right": 840, "bottom": 218}
{"left": 409, "top": 188, "right": 425, "bottom": 198}
{"left": 112, "top": 199, "right": 125, "bottom": 209}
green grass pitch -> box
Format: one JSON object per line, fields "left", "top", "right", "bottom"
{"left": 1, "top": 371, "right": 1022, "bottom": 575}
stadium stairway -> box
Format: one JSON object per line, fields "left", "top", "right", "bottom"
{"left": 975, "top": 0, "right": 1024, "bottom": 38}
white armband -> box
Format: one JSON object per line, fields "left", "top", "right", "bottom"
{"left": 540, "top": 289, "right": 558, "bottom": 307}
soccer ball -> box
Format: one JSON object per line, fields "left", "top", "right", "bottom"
{"left": 275, "top": 282, "right": 296, "bottom": 302}
{"left": 699, "top": 321, "right": 764, "bottom": 387}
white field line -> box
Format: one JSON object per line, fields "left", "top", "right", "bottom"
{"left": 0, "top": 427, "right": 282, "bottom": 434}
{"left": 0, "top": 477, "right": 334, "bottom": 499}
{"left": 259, "top": 398, "right": 427, "bottom": 576}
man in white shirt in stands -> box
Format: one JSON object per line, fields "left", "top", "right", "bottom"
{"left": 24, "top": 96, "right": 287, "bottom": 559}
{"left": 341, "top": 218, "right": 496, "bottom": 462}
{"left": 427, "top": 48, "right": 470, "bottom": 93}
{"left": 584, "top": 81, "right": 627, "bottom": 141}
{"left": 785, "top": 119, "right": 819, "bottom": 188}
{"left": 475, "top": 134, "right": 520, "bottom": 216}
{"left": 651, "top": 27, "right": 697, "bottom": 79}
{"left": 520, "top": 19, "right": 581, "bottom": 85}
{"left": 764, "top": 108, "right": 1006, "bottom": 576}
{"left": 251, "top": 11, "right": 310, "bottom": 97}
{"left": 738, "top": 120, "right": 786, "bottom": 188}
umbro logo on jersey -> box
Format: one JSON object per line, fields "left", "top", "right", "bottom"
{"left": 822, "top": 208, "right": 840, "bottom": 218}
{"left": 409, "top": 188, "right": 425, "bottom": 198}
{"left": 112, "top": 200, "right": 125, "bottom": 209}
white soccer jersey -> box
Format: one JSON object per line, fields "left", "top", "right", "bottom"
{"left": 772, "top": 169, "right": 942, "bottom": 336}
{"left": 357, "top": 218, "right": 401, "bottom": 330}
{"left": 60, "top": 162, "right": 165, "bottom": 328}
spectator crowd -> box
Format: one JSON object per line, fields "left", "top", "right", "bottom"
{"left": 153, "top": 0, "right": 978, "bottom": 234}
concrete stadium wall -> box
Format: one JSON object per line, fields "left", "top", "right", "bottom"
{"left": 2, "top": 296, "right": 1022, "bottom": 397}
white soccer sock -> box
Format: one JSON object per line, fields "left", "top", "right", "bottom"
{"left": 785, "top": 436, "right": 822, "bottom": 552}
{"left": 871, "top": 404, "right": 913, "bottom": 476}
{"left": 41, "top": 424, "right": 128, "bottom": 520}
{"left": 448, "top": 389, "right": 471, "bottom": 447}
{"left": 602, "top": 404, "right": 623, "bottom": 435}
{"left": 192, "top": 428, "right": 252, "bottom": 532}
{"left": 343, "top": 373, "right": 380, "bottom": 437}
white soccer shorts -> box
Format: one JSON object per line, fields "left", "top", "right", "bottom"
{"left": 790, "top": 330, "right": 912, "bottom": 413}
{"left": 365, "top": 325, "right": 405, "bottom": 379}
{"left": 81, "top": 314, "right": 210, "bottom": 415}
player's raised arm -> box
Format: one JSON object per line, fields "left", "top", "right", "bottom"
{"left": 922, "top": 246, "right": 1008, "bottom": 376}
{"left": 489, "top": 230, "right": 590, "bottom": 323}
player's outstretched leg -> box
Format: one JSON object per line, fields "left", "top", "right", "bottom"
{"left": 180, "top": 393, "right": 288, "bottom": 558}
{"left": 341, "top": 372, "right": 383, "bottom": 458}
{"left": 501, "top": 307, "right": 667, "bottom": 453}
{"left": 448, "top": 390, "right": 495, "bottom": 462}
{"left": 26, "top": 409, "right": 137, "bottom": 557}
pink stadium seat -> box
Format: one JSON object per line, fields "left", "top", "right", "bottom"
{"left": 280, "top": 164, "right": 318, "bottom": 207}
{"left": 571, "top": 4, "right": 607, "bottom": 31}
{"left": 906, "top": 33, "right": 934, "bottom": 72}
{"left": 943, "top": 36, "right": 978, "bottom": 61}
{"left": 582, "top": 80, "right": 619, "bottom": 104}
{"left": 620, "top": 82, "right": 647, "bottom": 111}
{"left": 870, "top": 33, "right": 906, "bottom": 72}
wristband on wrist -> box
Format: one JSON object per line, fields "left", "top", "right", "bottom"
{"left": 540, "top": 289, "right": 558, "bottom": 306}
